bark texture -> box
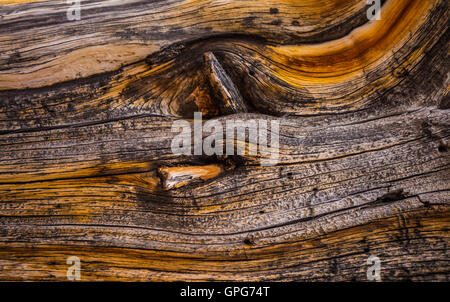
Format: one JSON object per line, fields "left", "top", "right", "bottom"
{"left": 0, "top": 0, "right": 448, "bottom": 281}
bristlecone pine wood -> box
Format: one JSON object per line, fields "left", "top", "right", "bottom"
{"left": 0, "top": 0, "right": 448, "bottom": 281}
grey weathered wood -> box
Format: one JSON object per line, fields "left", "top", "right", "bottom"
{"left": 0, "top": 0, "right": 448, "bottom": 281}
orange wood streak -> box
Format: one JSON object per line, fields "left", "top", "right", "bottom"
{"left": 0, "top": 0, "right": 43, "bottom": 4}
{"left": 0, "top": 44, "right": 160, "bottom": 90}
{"left": 268, "top": 0, "right": 436, "bottom": 84}
{"left": 0, "top": 0, "right": 364, "bottom": 90}
{"left": 0, "top": 161, "right": 157, "bottom": 183}
{"left": 0, "top": 208, "right": 447, "bottom": 281}
{"left": 158, "top": 164, "right": 223, "bottom": 190}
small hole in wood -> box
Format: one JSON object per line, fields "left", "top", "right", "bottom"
{"left": 243, "top": 238, "right": 254, "bottom": 246}
{"left": 269, "top": 8, "right": 279, "bottom": 14}
{"left": 377, "top": 189, "right": 406, "bottom": 202}
{"left": 438, "top": 144, "right": 448, "bottom": 153}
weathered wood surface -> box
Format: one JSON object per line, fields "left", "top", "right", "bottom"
{"left": 0, "top": 0, "right": 449, "bottom": 281}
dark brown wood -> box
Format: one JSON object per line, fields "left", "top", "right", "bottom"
{"left": 204, "top": 52, "right": 248, "bottom": 114}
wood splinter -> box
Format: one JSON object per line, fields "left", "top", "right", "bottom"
{"left": 158, "top": 164, "right": 224, "bottom": 190}
{"left": 204, "top": 52, "right": 248, "bottom": 115}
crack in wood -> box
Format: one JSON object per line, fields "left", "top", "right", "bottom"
{"left": 204, "top": 52, "right": 248, "bottom": 115}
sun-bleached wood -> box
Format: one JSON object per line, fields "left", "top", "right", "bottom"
{"left": 0, "top": 0, "right": 448, "bottom": 281}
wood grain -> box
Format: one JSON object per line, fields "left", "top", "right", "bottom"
{"left": 0, "top": 0, "right": 448, "bottom": 281}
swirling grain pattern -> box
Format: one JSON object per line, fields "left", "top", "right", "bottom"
{"left": 0, "top": 0, "right": 448, "bottom": 281}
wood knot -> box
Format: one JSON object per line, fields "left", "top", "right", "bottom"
{"left": 377, "top": 189, "right": 407, "bottom": 203}
{"left": 158, "top": 164, "right": 224, "bottom": 190}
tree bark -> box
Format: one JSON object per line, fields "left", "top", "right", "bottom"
{"left": 0, "top": 0, "right": 448, "bottom": 281}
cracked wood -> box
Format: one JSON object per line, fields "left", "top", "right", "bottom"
{"left": 0, "top": 0, "right": 448, "bottom": 281}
